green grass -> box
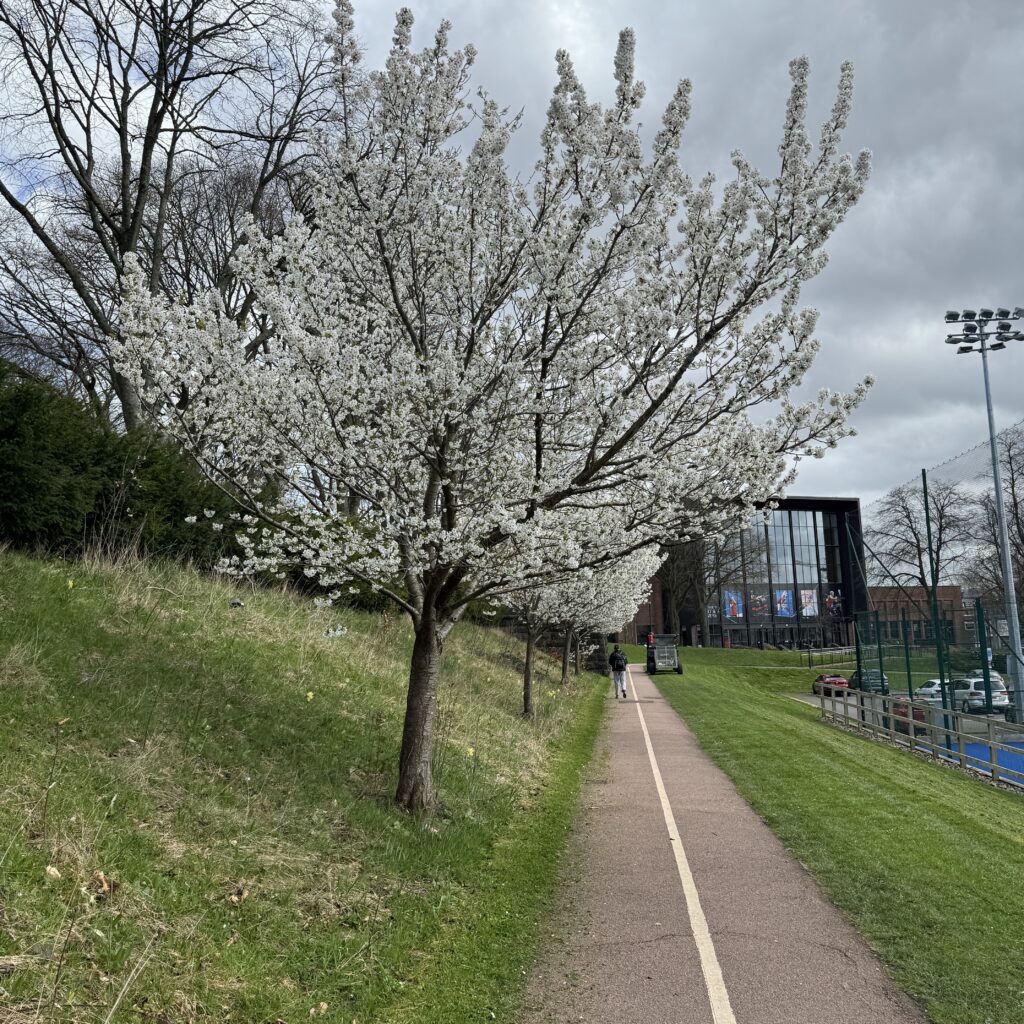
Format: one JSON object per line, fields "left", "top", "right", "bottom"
{"left": 652, "top": 650, "right": 1024, "bottom": 1024}
{"left": 0, "top": 551, "right": 605, "bottom": 1023}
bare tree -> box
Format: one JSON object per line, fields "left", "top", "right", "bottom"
{"left": 659, "top": 528, "right": 767, "bottom": 643}
{"left": 0, "top": 0, "right": 334, "bottom": 425}
{"left": 864, "top": 480, "right": 975, "bottom": 588}
{"left": 967, "top": 428, "right": 1024, "bottom": 610}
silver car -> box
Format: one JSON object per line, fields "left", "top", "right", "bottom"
{"left": 913, "top": 679, "right": 943, "bottom": 702}
{"left": 951, "top": 677, "right": 1010, "bottom": 713}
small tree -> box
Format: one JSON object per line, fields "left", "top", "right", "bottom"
{"left": 509, "top": 548, "right": 663, "bottom": 714}
{"left": 117, "top": 4, "right": 869, "bottom": 809}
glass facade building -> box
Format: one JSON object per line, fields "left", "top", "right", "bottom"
{"left": 705, "top": 497, "right": 864, "bottom": 649}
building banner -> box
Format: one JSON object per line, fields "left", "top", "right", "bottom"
{"left": 799, "top": 589, "right": 819, "bottom": 617}
{"left": 724, "top": 590, "right": 744, "bottom": 619}
{"left": 749, "top": 588, "right": 770, "bottom": 620}
{"left": 774, "top": 589, "right": 795, "bottom": 618}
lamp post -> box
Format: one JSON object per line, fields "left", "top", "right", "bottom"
{"left": 944, "top": 307, "right": 1024, "bottom": 718}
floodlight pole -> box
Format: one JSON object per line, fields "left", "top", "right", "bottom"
{"left": 977, "top": 331, "right": 1024, "bottom": 717}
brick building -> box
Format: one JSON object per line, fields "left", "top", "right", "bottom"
{"left": 865, "top": 585, "right": 971, "bottom": 646}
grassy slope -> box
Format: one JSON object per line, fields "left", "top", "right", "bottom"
{"left": 0, "top": 552, "right": 604, "bottom": 1023}
{"left": 650, "top": 648, "right": 1024, "bottom": 1024}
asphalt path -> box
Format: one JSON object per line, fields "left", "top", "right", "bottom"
{"left": 521, "top": 665, "right": 926, "bottom": 1024}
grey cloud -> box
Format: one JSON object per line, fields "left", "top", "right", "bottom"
{"left": 350, "top": 0, "right": 1024, "bottom": 501}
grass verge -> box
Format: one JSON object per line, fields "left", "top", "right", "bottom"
{"left": 652, "top": 651, "right": 1024, "bottom": 1024}
{"left": 0, "top": 551, "right": 604, "bottom": 1023}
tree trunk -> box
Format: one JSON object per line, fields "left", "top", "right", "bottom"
{"left": 523, "top": 621, "right": 535, "bottom": 718}
{"left": 560, "top": 626, "right": 572, "bottom": 686}
{"left": 699, "top": 595, "right": 710, "bottom": 648}
{"left": 574, "top": 631, "right": 581, "bottom": 675}
{"left": 395, "top": 610, "right": 443, "bottom": 810}
{"left": 112, "top": 369, "right": 143, "bottom": 431}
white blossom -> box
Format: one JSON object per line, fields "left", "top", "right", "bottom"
{"left": 115, "top": 5, "right": 869, "bottom": 808}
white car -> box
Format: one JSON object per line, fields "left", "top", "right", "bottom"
{"left": 951, "top": 677, "right": 1010, "bottom": 713}
{"left": 965, "top": 670, "right": 1003, "bottom": 686}
{"left": 913, "top": 679, "right": 943, "bottom": 702}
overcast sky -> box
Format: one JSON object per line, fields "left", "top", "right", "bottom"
{"left": 351, "top": 0, "right": 1024, "bottom": 506}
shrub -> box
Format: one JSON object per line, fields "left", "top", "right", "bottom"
{"left": 98, "top": 431, "right": 240, "bottom": 567}
{"left": 0, "top": 365, "right": 237, "bottom": 566}
{"left": 0, "top": 364, "right": 111, "bottom": 550}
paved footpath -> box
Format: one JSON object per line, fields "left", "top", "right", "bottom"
{"left": 521, "top": 665, "right": 927, "bottom": 1024}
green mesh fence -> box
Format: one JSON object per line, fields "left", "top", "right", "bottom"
{"left": 857, "top": 417, "right": 1024, "bottom": 707}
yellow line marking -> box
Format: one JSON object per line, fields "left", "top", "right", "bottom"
{"left": 627, "top": 665, "right": 737, "bottom": 1024}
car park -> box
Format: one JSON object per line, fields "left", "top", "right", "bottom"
{"left": 951, "top": 677, "right": 1010, "bottom": 713}
{"left": 812, "top": 673, "right": 849, "bottom": 696}
{"left": 848, "top": 668, "right": 889, "bottom": 694}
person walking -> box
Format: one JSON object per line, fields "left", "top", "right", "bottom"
{"left": 608, "top": 645, "right": 628, "bottom": 699}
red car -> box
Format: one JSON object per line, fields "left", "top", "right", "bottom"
{"left": 812, "top": 673, "right": 849, "bottom": 696}
{"left": 891, "top": 699, "right": 927, "bottom": 735}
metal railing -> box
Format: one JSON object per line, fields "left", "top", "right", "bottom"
{"left": 818, "top": 689, "right": 1024, "bottom": 788}
{"left": 804, "top": 645, "right": 860, "bottom": 668}
{"left": 805, "top": 643, "right": 914, "bottom": 668}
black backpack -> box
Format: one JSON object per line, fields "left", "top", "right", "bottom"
{"left": 611, "top": 650, "right": 627, "bottom": 671}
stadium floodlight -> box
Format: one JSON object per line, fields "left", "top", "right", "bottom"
{"left": 945, "top": 310, "right": 961, "bottom": 322}
{"left": 941, "top": 304, "right": 1024, "bottom": 716}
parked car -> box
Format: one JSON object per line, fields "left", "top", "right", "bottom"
{"left": 848, "top": 668, "right": 889, "bottom": 694}
{"left": 891, "top": 698, "right": 927, "bottom": 735}
{"left": 913, "top": 679, "right": 943, "bottom": 702}
{"left": 812, "top": 673, "right": 849, "bottom": 696}
{"left": 951, "top": 677, "right": 1010, "bottom": 713}
{"left": 965, "top": 669, "right": 1004, "bottom": 686}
